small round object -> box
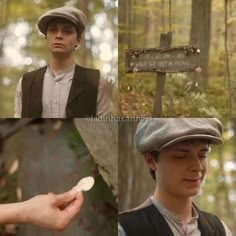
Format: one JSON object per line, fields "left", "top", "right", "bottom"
{"left": 74, "top": 176, "right": 95, "bottom": 192}
{"left": 195, "top": 67, "right": 202, "bottom": 73}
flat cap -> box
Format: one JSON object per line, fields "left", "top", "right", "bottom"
{"left": 135, "top": 118, "right": 223, "bottom": 154}
{"left": 37, "top": 6, "right": 86, "bottom": 35}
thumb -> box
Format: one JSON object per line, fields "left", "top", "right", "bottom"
{"left": 54, "top": 189, "right": 77, "bottom": 207}
{"left": 61, "top": 192, "right": 84, "bottom": 220}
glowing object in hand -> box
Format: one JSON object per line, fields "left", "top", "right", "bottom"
{"left": 74, "top": 176, "right": 95, "bottom": 192}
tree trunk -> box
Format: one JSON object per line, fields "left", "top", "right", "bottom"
{"left": 118, "top": 0, "right": 126, "bottom": 45}
{"left": 224, "top": 0, "right": 233, "bottom": 117}
{"left": 127, "top": 0, "right": 132, "bottom": 48}
{"left": 74, "top": 119, "right": 118, "bottom": 198}
{"left": 145, "top": 1, "right": 158, "bottom": 47}
{"left": 189, "top": 0, "right": 211, "bottom": 90}
{"left": 77, "top": 0, "right": 88, "bottom": 66}
{"left": 1, "top": 119, "right": 117, "bottom": 236}
{"left": 118, "top": 122, "right": 155, "bottom": 212}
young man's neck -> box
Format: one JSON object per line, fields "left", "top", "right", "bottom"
{"left": 49, "top": 54, "right": 74, "bottom": 75}
{"left": 153, "top": 189, "right": 193, "bottom": 225}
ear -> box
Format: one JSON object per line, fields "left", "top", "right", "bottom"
{"left": 75, "top": 37, "right": 82, "bottom": 47}
{"left": 144, "top": 153, "right": 157, "bottom": 171}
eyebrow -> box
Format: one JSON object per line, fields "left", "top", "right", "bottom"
{"left": 168, "top": 147, "right": 210, "bottom": 152}
{"left": 48, "top": 24, "right": 74, "bottom": 28}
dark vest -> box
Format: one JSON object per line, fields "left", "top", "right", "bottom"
{"left": 119, "top": 204, "right": 226, "bottom": 236}
{"left": 21, "top": 64, "right": 100, "bottom": 118}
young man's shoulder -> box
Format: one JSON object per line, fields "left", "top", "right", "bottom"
{"left": 119, "top": 204, "right": 152, "bottom": 215}
{"left": 22, "top": 66, "right": 47, "bottom": 79}
{"left": 119, "top": 204, "right": 173, "bottom": 236}
{"left": 119, "top": 204, "right": 159, "bottom": 229}
{"left": 75, "top": 64, "right": 100, "bottom": 74}
{"left": 119, "top": 204, "right": 230, "bottom": 236}
{"left": 197, "top": 208, "right": 229, "bottom": 235}
{"left": 22, "top": 65, "right": 100, "bottom": 77}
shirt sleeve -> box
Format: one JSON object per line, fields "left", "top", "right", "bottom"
{"left": 96, "top": 77, "right": 114, "bottom": 117}
{"left": 221, "top": 220, "right": 232, "bottom": 236}
{"left": 118, "top": 222, "right": 127, "bottom": 236}
{"left": 14, "top": 78, "right": 22, "bottom": 118}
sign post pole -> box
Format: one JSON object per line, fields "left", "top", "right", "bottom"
{"left": 125, "top": 32, "right": 200, "bottom": 117}
{"left": 153, "top": 32, "right": 172, "bottom": 117}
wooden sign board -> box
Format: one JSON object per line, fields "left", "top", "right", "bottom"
{"left": 125, "top": 46, "right": 200, "bottom": 73}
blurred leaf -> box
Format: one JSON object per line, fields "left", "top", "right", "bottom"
{"left": 66, "top": 131, "right": 89, "bottom": 158}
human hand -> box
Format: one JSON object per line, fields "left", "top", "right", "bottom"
{"left": 22, "top": 189, "right": 83, "bottom": 231}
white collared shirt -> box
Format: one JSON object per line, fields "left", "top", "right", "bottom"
{"left": 118, "top": 196, "right": 232, "bottom": 236}
{"left": 14, "top": 64, "right": 113, "bottom": 118}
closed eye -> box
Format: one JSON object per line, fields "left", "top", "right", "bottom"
{"left": 175, "top": 155, "right": 187, "bottom": 159}
{"left": 198, "top": 150, "right": 209, "bottom": 158}
{"left": 63, "top": 27, "right": 74, "bottom": 34}
{"left": 198, "top": 154, "right": 208, "bottom": 159}
{"left": 48, "top": 27, "right": 57, "bottom": 32}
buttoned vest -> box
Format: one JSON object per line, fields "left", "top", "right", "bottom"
{"left": 119, "top": 204, "right": 226, "bottom": 236}
{"left": 21, "top": 64, "right": 99, "bottom": 118}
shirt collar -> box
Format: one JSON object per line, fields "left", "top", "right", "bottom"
{"left": 150, "top": 196, "right": 199, "bottom": 224}
{"left": 47, "top": 63, "right": 75, "bottom": 77}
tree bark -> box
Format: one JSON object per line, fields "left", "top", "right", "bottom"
{"left": 118, "top": 122, "right": 155, "bottom": 212}
{"left": 189, "top": 0, "right": 211, "bottom": 90}
{"left": 153, "top": 32, "right": 172, "bottom": 117}
{"left": 77, "top": 0, "right": 88, "bottom": 66}
{"left": 1, "top": 120, "right": 117, "bottom": 236}
{"left": 118, "top": 0, "right": 126, "bottom": 45}
{"left": 224, "top": 0, "right": 233, "bottom": 117}
{"left": 127, "top": 0, "right": 132, "bottom": 48}
{"left": 74, "top": 119, "right": 118, "bottom": 198}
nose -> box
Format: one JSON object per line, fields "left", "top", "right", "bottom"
{"left": 190, "top": 155, "right": 203, "bottom": 172}
{"left": 55, "top": 29, "right": 63, "bottom": 40}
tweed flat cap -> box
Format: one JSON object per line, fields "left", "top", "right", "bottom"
{"left": 135, "top": 118, "right": 223, "bottom": 154}
{"left": 37, "top": 6, "right": 86, "bottom": 35}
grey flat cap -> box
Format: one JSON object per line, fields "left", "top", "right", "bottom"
{"left": 135, "top": 118, "right": 223, "bottom": 154}
{"left": 37, "top": 6, "right": 86, "bottom": 35}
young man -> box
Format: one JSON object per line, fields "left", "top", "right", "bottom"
{"left": 14, "top": 6, "right": 112, "bottom": 118}
{"left": 0, "top": 189, "right": 83, "bottom": 231}
{"left": 119, "top": 118, "right": 232, "bottom": 236}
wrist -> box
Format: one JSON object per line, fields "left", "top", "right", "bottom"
{"left": 0, "top": 201, "right": 30, "bottom": 224}
{"left": 17, "top": 200, "right": 32, "bottom": 224}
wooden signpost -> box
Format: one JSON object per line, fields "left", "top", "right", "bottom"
{"left": 125, "top": 46, "right": 200, "bottom": 73}
{"left": 125, "top": 32, "right": 200, "bottom": 117}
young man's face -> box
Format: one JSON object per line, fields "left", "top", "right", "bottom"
{"left": 46, "top": 19, "right": 81, "bottom": 55}
{"left": 147, "top": 140, "right": 210, "bottom": 198}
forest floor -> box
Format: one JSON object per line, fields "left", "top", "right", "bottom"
{"left": 119, "top": 74, "right": 235, "bottom": 118}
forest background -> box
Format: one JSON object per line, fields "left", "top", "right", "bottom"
{"left": 119, "top": 0, "right": 236, "bottom": 118}
{"left": 119, "top": 118, "right": 236, "bottom": 235}
{"left": 0, "top": 119, "right": 118, "bottom": 236}
{"left": 0, "top": 0, "right": 118, "bottom": 117}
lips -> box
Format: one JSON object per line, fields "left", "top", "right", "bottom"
{"left": 184, "top": 178, "right": 201, "bottom": 182}
{"left": 183, "top": 177, "right": 202, "bottom": 185}
{"left": 52, "top": 43, "right": 64, "bottom": 47}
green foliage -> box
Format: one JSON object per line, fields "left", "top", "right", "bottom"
{"left": 66, "top": 128, "right": 117, "bottom": 235}
{"left": 0, "top": 0, "right": 118, "bottom": 117}
{"left": 119, "top": 37, "right": 229, "bottom": 117}
{"left": 119, "top": 0, "right": 236, "bottom": 117}
{"left": 88, "top": 175, "right": 117, "bottom": 236}
{"left": 0, "top": 169, "right": 18, "bottom": 204}
{"left": 89, "top": 175, "right": 117, "bottom": 209}
{"left": 66, "top": 130, "right": 89, "bottom": 158}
